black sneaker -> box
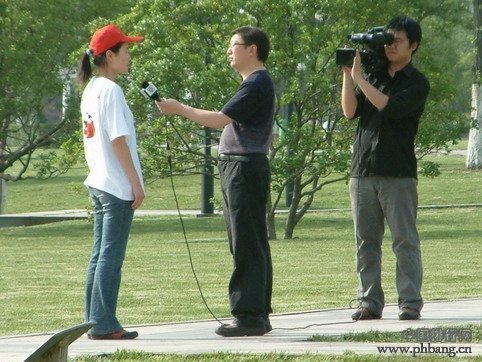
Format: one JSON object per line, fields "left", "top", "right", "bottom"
{"left": 88, "top": 329, "right": 138, "bottom": 340}
{"left": 215, "top": 317, "right": 267, "bottom": 337}
{"left": 351, "top": 307, "right": 382, "bottom": 321}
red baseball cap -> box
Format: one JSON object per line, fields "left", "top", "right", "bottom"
{"left": 89, "top": 24, "right": 144, "bottom": 57}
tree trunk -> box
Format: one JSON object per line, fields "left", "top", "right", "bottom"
{"left": 467, "top": 0, "right": 482, "bottom": 169}
{"left": 283, "top": 177, "right": 301, "bottom": 239}
{"left": 0, "top": 179, "right": 6, "bottom": 214}
{"left": 266, "top": 188, "right": 277, "bottom": 240}
{"left": 467, "top": 85, "right": 482, "bottom": 168}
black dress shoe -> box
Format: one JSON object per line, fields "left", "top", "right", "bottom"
{"left": 351, "top": 307, "right": 382, "bottom": 321}
{"left": 215, "top": 317, "right": 267, "bottom": 337}
{"left": 399, "top": 307, "right": 421, "bottom": 320}
{"left": 264, "top": 315, "right": 272, "bottom": 333}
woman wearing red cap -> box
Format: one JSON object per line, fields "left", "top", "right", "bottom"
{"left": 77, "top": 24, "right": 144, "bottom": 340}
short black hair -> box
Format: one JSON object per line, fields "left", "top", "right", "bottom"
{"left": 384, "top": 15, "right": 422, "bottom": 54}
{"left": 232, "top": 26, "right": 270, "bottom": 63}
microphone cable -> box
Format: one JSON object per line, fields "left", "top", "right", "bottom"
{"left": 270, "top": 300, "right": 363, "bottom": 332}
{"left": 163, "top": 130, "right": 224, "bottom": 326}
{"left": 152, "top": 88, "right": 363, "bottom": 331}
{"left": 164, "top": 127, "right": 362, "bottom": 331}
{"left": 140, "top": 82, "right": 225, "bottom": 325}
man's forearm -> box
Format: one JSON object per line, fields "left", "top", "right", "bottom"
{"left": 355, "top": 77, "right": 389, "bottom": 111}
{"left": 178, "top": 104, "right": 233, "bottom": 129}
{"left": 342, "top": 72, "right": 358, "bottom": 118}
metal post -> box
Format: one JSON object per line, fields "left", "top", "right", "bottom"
{"left": 199, "top": 127, "right": 214, "bottom": 216}
{"left": 280, "top": 103, "right": 294, "bottom": 207}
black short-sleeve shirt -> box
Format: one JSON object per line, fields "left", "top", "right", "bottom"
{"left": 220, "top": 70, "right": 275, "bottom": 155}
{"left": 351, "top": 63, "right": 430, "bottom": 179}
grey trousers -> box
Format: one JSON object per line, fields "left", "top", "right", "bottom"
{"left": 349, "top": 177, "right": 423, "bottom": 316}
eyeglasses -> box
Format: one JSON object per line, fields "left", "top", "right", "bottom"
{"left": 229, "top": 42, "right": 248, "bottom": 48}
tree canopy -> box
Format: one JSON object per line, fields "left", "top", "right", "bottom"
{"left": 118, "top": 0, "right": 470, "bottom": 238}
{"left": 0, "top": 0, "right": 135, "bottom": 179}
{"left": 10, "top": 0, "right": 471, "bottom": 238}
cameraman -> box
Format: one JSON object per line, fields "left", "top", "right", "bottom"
{"left": 341, "top": 16, "right": 430, "bottom": 321}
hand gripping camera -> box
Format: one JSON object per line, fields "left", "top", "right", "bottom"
{"left": 336, "top": 26, "right": 394, "bottom": 74}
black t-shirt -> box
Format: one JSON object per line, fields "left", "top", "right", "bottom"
{"left": 351, "top": 63, "right": 430, "bottom": 179}
{"left": 220, "top": 69, "right": 275, "bottom": 155}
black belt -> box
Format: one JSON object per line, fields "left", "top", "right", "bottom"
{"left": 218, "top": 154, "right": 250, "bottom": 162}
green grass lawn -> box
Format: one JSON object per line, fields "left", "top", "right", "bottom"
{"left": 3, "top": 153, "right": 481, "bottom": 214}
{"left": 72, "top": 350, "right": 477, "bottom": 361}
{"left": 0, "top": 207, "right": 480, "bottom": 336}
{"left": 1, "top": 150, "right": 481, "bottom": 361}
{"left": 1, "top": 150, "right": 481, "bottom": 336}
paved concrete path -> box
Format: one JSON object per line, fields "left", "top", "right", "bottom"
{"left": 0, "top": 209, "right": 208, "bottom": 227}
{"left": 3, "top": 204, "right": 482, "bottom": 228}
{"left": 1, "top": 298, "right": 480, "bottom": 361}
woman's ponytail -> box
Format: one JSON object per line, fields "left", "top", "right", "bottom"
{"left": 77, "top": 51, "right": 93, "bottom": 86}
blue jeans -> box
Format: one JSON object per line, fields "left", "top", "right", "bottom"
{"left": 85, "top": 187, "right": 134, "bottom": 334}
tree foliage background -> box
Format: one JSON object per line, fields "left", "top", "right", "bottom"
{"left": 7, "top": 0, "right": 472, "bottom": 238}
{"left": 0, "top": 0, "right": 135, "bottom": 179}
{"left": 125, "top": 0, "right": 470, "bottom": 238}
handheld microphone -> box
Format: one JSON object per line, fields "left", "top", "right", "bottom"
{"left": 140, "top": 81, "right": 161, "bottom": 101}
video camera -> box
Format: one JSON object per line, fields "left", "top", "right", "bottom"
{"left": 336, "top": 26, "right": 394, "bottom": 74}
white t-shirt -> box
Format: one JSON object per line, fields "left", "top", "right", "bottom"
{"left": 81, "top": 76, "right": 144, "bottom": 201}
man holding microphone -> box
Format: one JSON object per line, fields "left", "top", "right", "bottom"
{"left": 157, "top": 26, "right": 275, "bottom": 337}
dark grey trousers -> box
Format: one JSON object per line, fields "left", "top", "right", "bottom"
{"left": 219, "top": 155, "right": 273, "bottom": 319}
{"left": 349, "top": 176, "right": 423, "bottom": 316}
